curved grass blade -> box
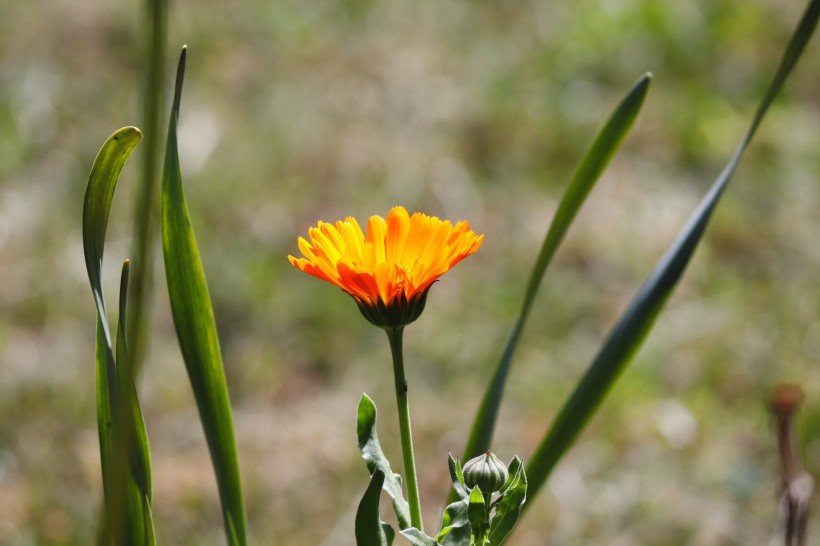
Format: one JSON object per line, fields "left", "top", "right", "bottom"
{"left": 83, "top": 127, "right": 155, "bottom": 545}
{"left": 524, "top": 0, "right": 820, "bottom": 507}
{"left": 355, "top": 469, "right": 391, "bottom": 546}
{"left": 452, "top": 74, "right": 652, "bottom": 502}
{"left": 357, "top": 394, "right": 412, "bottom": 530}
{"left": 160, "top": 46, "right": 248, "bottom": 546}
{"left": 83, "top": 126, "right": 143, "bottom": 344}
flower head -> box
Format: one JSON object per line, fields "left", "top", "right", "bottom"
{"left": 289, "top": 206, "right": 483, "bottom": 328}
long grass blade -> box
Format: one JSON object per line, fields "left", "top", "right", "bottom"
{"left": 116, "top": 261, "right": 155, "bottom": 538}
{"left": 83, "top": 128, "right": 155, "bottom": 545}
{"left": 453, "top": 74, "right": 652, "bottom": 502}
{"left": 128, "top": 0, "right": 169, "bottom": 374}
{"left": 523, "top": 0, "right": 819, "bottom": 507}
{"left": 160, "top": 46, "right": 248, "bottom": 546}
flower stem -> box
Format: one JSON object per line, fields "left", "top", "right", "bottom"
{"left": 386, "top": 327, "right": 424, "bottom": 532}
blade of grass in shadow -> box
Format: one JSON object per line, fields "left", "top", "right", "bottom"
{"left": 451, "top": 74, "right": 651, "bottom": 503}
{"left": 523, "top": 0, "right": 819, "bottom": 508}
{"left": 128, "top": 0, "right": 169, "bottom": 375}
{"left": 113, "top": 260, "right": 155, "bottom": 545}
{"left": 160, "top": 46, "right": 248, "bottom": 546}
{"left": 83, "top": 128, "right": 154, "bottom": 545}
{"left": 116, "top": 260, "right": 155, "bottom": 543}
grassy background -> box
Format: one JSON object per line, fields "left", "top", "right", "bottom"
{"left": 1, "top": 0, "right": 818, "bottom": 544}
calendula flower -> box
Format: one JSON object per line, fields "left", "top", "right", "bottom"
{"left": 289, "top": 206, "right": 483, "bottom": 328}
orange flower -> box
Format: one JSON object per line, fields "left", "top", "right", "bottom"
{"left": 289, "top": 206, "right": 483, "bottom": 328}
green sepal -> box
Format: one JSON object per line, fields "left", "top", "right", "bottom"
{"left": 355, "top": 469, "right": 392, "bottom": 546}
{"left": 447, "top": 453, "right": 469, "bottom": 500}
{"left": 356, "top": 394, "right": 412, "bottom": 529}
{"left": 487, "top": 463, "right": 527, "bottom": 546}
{"left": 497, "top": 457, "right": 522, "bottom": 498}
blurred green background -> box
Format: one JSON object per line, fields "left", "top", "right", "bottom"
{"left": 1, "top": 0, "right": 818, "bottom": 544}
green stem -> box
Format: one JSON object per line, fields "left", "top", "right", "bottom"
{"left": 127, "top": 0, "right": 167, "bottom": 375}
{"left": 385, "top": 327, "right": 424, "bottom": 532}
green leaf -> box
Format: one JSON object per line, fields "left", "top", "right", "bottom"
{"left": 116, "top": 261, "right": 153, "bottom": 504}
{"left": 160, "top": 46, "right": 248, "bottom": 546}
{"left": 114, "top": 261, "right": 155, "bottom": 546}
{"left": 524, "top": 0, "right": 820, "bottom": 509}
{"left": 227, "top": 515, "right": 242, "bottom": 546}
{"left": 355, "top": 469, "right": 391, "bottom": 546}
{"left": 382, "top": 523, "right": 396, "bottom": 546}
{"left": 83, "top": 126, "right": 143, "bottom": 344}
{"left": 82, "top": 126, "right": 155, "bottom": 546}
{"left": 487, "top": 464, "right": 526, "bottom": 546}
{"left": 455, "top": 74, "right": 652, "bottom": 497}
{"left": 95, "top": 316, "right": 115, "bottom": 546}
{"left": 438, "top": 520, "right": 472, "bottom": 546}
{"left": 400, "top": 528, "right": 439, "bottom": 546}
{"left": 436, "top": 501, "right": 471, "bottom": 546}
{"left": 357, "top": 394, "right": 412, "bottom": 530}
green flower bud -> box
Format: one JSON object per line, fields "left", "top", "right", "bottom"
{"left": 462, "top": 451, "right": 509, "bottom": 496}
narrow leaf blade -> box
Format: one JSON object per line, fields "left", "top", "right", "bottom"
{"left": 355, "top": 469, "right": 390, "bottom": 546}
{"left": 357, "top": 394, "right": 412, "bottom": 530}
{"left": 487, "top": 465, "right": 526, "bottom": 546}
{"left": 400, "top": 528, "right": 439, "bottom": 546}
{"left": 160, "top": 46, "right": 248, "bottom": 546}
{"left": 82, "top": 127, "right": 151, "bottom": 546}
{"left": 457, "top": 74, "right": 652, "bottom": 477}
{"left": 82, "top": 126, "right": 143, "bottom": 343}
{"left": 524, "top": 0, "right": 819, "bottom": 507}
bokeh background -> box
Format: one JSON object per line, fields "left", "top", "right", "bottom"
{"left": 1, "top": 0, "right": 818, "bottom": 544}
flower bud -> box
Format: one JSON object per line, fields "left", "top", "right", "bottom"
{"left": 463, "top": 451, "right": 509, "bottom": 496}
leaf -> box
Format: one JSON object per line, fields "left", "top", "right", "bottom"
{"left": 116, "top": 261, "right": 152, "bottom": 504}
{"left": 487, "top": 464, "right": 526, "bottom": 546}
{"left": 382, "top": 523, "right": 396, "bottom": 546}
{"left": 436, "top": 500, "right": 471, "bottom": 546}
{"left": 524, "top": 0, "right": 820, "bottom": 509}
{"left": 357, "top": 394, "right": 412, "bottom": 530}
{"left": 454, "top": 74, "right": 653, "bottom": 498}
{"left": 438, "top": 522, "right": 472, "bottom": 546}
{"left": 160, "top": 46, "right": 248, "bottom": 546}
{"left": 355, "top": 469, "right": 391, "bottom": 546}
{"left": 83, "top": 126, "right": 143, "bottom": 345}
{"left": 82, "top": 126, "right": 155, "bottom": 546}
{"left": 95, "top": 316, "right": 115, "bottom": 546}
{"left": 400, "top": 528, "right": 439, "bottom": 546}
{"left": 114, "top": 261, "right": 155, "bottom": 545}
